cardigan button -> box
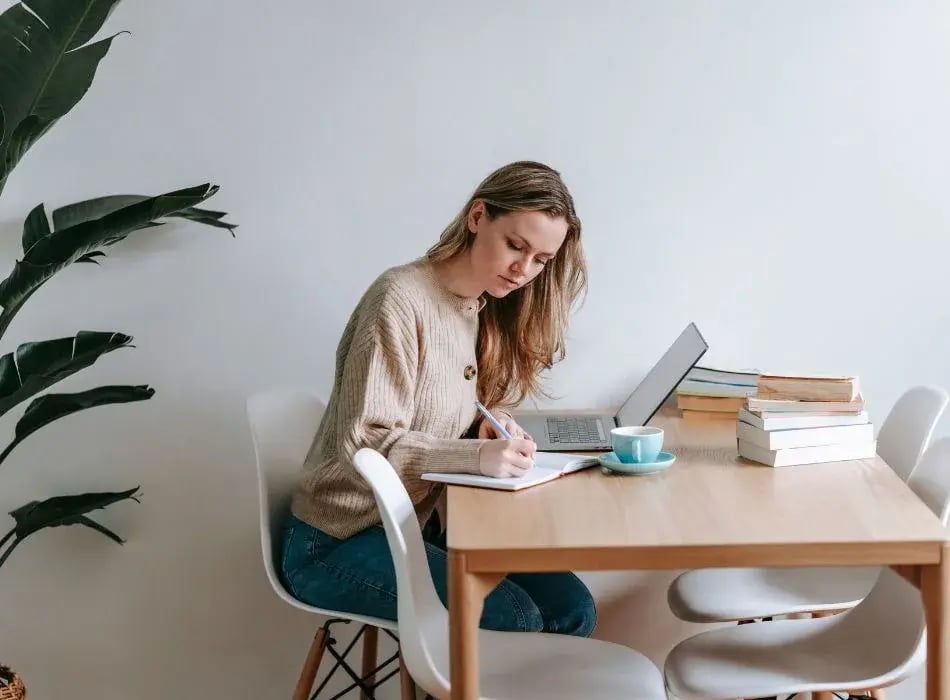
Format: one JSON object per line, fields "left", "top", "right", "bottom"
{"left": 463, "top": 365, "right": 476, "bottom": 380}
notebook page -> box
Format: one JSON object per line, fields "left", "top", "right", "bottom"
{"left": 420, "top": 464, "right": 562, "bottom": 491}
{"left": 421, "top": 451, "right": 599, "bottom": 490}
{"left": 532, "top": 451, "right": 599, "bottom": 473}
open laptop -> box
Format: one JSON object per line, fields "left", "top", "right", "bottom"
{"left": 516, "top": 322, "right": 709, "bottom": 452}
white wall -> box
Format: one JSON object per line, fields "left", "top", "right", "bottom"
{"left": 0, "top": 1, "right": 947, "bottom": 697}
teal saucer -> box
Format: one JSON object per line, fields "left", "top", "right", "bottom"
{"left": 598, "top": 450, "right": 676, "bottom": 475}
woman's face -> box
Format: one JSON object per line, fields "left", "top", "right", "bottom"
{"left": 466, "top": 201, "right": 569, "bottom": 298}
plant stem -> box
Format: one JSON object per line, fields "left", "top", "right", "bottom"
{"left": 0, "top": 526, "right": 14, "bottom": 551}
{"left": 0, "top": 535, "right": 22, "bottom": 569}
{"left": 0, "top": 440, "right": 17, "bottom": 467}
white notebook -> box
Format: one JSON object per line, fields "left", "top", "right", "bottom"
{"left": 421, "top": 451, "right": 599, "bottom": 491}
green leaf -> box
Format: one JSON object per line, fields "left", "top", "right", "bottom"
{"left": 0, "top": 487, "right": 140, "bottom": 567}
{"left": 0, "top": 0, "right": 124, "bottom": 193}
{"left": 22, "top": 202, "right": 51, "bottom": 252}
{"left": 51, "top": 195, "right": 237, "bottom": 235}
{"left": 10, "top": 487, "right": 139, "bottom": 538}
{"left": 76, "top": 250, "right": 106, "bottom": 264}
{"left": 0, "top": 183, "right": 231, "bottom": 342}
{"left": 70, "top": 514, "right": 125, "bottom": 543}
{"left": 0, "top": 331, "right": 133, "bottom": 419}
{"left": 2, "top": 114, "right": 55, "bottom": 189}
{"left": 27, "top": 185, "right": 225, "bottom": 263}
{"left": 0, "top": 384, "right": 154, "bottom": 466}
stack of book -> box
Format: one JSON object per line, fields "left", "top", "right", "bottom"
{"left": 676, "top": 366, "right": 759, "bottom": 422}
{"left": 737, "top": 374, "right": 875, "bottom": 467}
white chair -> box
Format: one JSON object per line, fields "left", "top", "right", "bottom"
{"left": 664, "top": 436, "right": 950, "bottom": 700}
{"left": 351, "top": 447, "right": 667, "bottom": 700}
{"left": 667, "top": 385, "right": 949, "bottom": 623}
{"left": 247, "top": 389, "right": 410, "bottom": 700}
{"left": 878, "top": 385, "right": 950, "bottom": 481}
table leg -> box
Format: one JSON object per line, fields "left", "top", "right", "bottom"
{"left": 921, "top": 544, "right": 950, "bottom": 700}
{"left": 812, "top": 610, "right": 838, "bottom": 700}
{"left": 448, "top": 550, "right": 503, "bottom": 700}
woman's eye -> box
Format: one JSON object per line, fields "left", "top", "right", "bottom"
{"left": 536, "top": 258, "right": 548, "bottom": 266}
{"left": 507, "top": 240, "right": 522, "bottom": 252}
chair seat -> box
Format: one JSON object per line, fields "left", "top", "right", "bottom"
{"left": 664, "top": 572, "right": 925, "bottom": 700}
{"left": 668, "top": 565, "right": 880, "bottom": 622}
{"left": 273, "top": 581, "right": 399, "bottom": 631}
{"left": 431, "top": 629, "right": 666, "bottom": 700}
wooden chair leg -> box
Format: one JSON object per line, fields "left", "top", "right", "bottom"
{"left": 811, "top": 610, "right": 839, "bottom": 700}
{"left": 293, "top": 627, "right": 328, "bottom": 700}
{"left": 360, "top": 626, "right": 379, "bottom": 700}
{"left": 399, "top": 650, "right": 416, "bottom": 700}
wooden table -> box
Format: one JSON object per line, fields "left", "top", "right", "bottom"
{"left": 446, "top": 411, "right": 950, "bottom": 700}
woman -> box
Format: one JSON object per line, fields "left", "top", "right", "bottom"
{"left": 282, "top": 160, "right": 594, "bottom": 636}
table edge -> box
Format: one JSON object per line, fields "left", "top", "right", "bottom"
{"left": 449, "top": 540, "right": 947, "bottom": 572}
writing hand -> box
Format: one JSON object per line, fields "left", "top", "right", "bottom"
{"left": 478, "top": 438, "right": 536, "bottom": 477}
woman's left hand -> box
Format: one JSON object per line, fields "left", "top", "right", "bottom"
{"left": 478, "top": 411, "right": 533, "bottom": 442}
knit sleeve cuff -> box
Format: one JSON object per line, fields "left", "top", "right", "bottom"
{"left": 390, "top": 437, "right": 486, "bottom": 476}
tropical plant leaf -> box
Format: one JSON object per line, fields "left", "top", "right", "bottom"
{"left": 22, "top": 202, "right": 51, "bottom": 252}
{"left": 30, "top": 186, "right": 225, "bottom": 260}
{"left": 70, "top": 514, "right": 125, "bottom": 543}
{"left": 0, "top": 384, "right": 154, "bottom": 466}
{"left": 76, "top": 251, "right": 106, "bottom": 264}
{"left": 1, "top": 114, "right": 54, "bottom": 194}
{"left": 0, "top": 183, "right": 228, "bottom": 341}
{"left": 0, "top": 487, "right": 140, "bottom": 567}
{"left": 0, "top": 331, "right": 133, "bottom": 419}
{"left": 0, "top": 0, "right": 123, "bottom": 194}
{"left": 9, "top": 487, "right": 140, "bottom": 538}
{"left": 52, "top": 195, "right": 237, "bottom": 235}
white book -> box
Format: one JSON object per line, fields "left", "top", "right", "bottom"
{"left": 737, "top": 420, "right": 875, "bottom": 450}
{"left": 677, "top": 379, "right": 757, "bottom": 398}
{"left": 421, "top": 451, "right": 599, "bottom": 491}
{"left": 737, "top": 439, "right": 877, "bottom": 467}
{"left": 738, "top": 407, "right": 870, "bottom": 431}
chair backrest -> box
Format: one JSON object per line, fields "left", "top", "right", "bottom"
{"left": 352, "top": 447, "right": 450, "bottom": 696}
{"left": 907, "top": 436, "right": 950, "bottom": 530}
{"left": 246, "top": 389, "right": 326, "bottom": 592}
{"left": 838, "top": 436, "right": 950, "bottom": 686}
{"left": 877, "top": 385, "right": 948, "bottom": 482}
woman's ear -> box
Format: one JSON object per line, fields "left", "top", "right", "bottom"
{"left": 467, "top": 199, "right": 485, "bottom": 234}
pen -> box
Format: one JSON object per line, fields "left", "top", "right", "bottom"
{"left": 474, "top": 400, "right": 513, "bottom": 439}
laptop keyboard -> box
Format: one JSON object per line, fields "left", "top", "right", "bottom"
{"left": 546, "top": 417, "right": 606, "bottom": 445}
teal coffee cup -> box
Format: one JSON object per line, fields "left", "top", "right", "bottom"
{"left": 610, "top": 426, "right": 664, "bottom": 464}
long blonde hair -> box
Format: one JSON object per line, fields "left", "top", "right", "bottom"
{"left": 426, "top": 161, "right": 587, "bottom": 410}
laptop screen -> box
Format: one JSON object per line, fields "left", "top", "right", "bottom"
{"left": 615, "top": 322, "right": 709, "bottom": 427}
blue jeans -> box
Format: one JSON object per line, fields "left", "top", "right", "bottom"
{"left": 280, "top": 512, "right": 597, "bottom": 636}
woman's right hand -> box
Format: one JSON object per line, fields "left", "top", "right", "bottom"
{"left": 478, "top": 438, "right": 536, "bottom": 478}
